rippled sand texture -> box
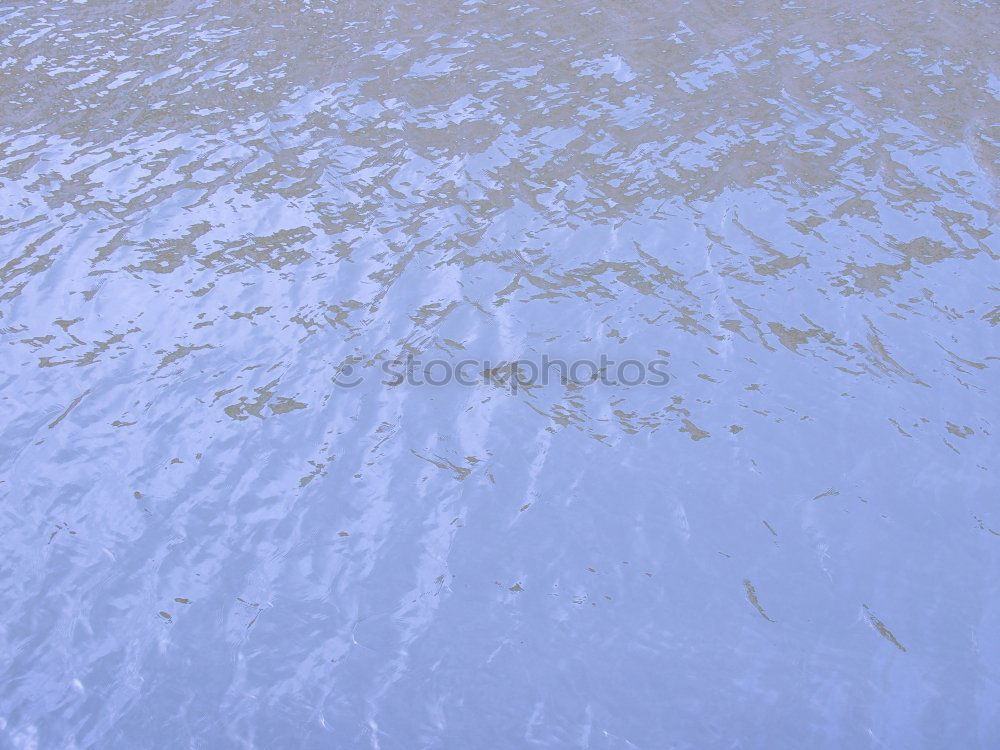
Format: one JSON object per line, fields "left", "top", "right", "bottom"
{"left": 2, "top": 0, "right": 999, "bottom": 747}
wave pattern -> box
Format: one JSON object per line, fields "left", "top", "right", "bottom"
{"left": 1, "top": 0, "right": 998, "bottom": 747}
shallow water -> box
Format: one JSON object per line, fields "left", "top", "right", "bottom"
{"left": 1, "top": 0, "right": 999, "bottom": 747}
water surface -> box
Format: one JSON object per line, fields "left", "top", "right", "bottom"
{"left": 1, "top": 0, "right": 999, "bottom": 747}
